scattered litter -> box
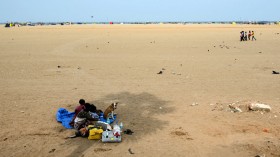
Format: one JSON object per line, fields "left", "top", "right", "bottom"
{"left": 67, "top": 134, "right": 77, "bottom": 138}
{"left": 128, "top": 148, "right": 135, "bottom": 154}
{"left": 228, "top": 104, "right": 242, "bottom": 112}
{"left": 255, "top": 155, "right": 266, "bottom": 157}
{"left": 157, "top": 71, "right": 163, "bottom": 74}
{"left": 49, "top": 149, "right": 56, "bottom": 153}
{"left": 249, "top": 103, "right": 271, "bottom": 112}
{"left": 191, "top": 102, "right": 198, "bottom": 106}
{"left": 94, "top": 148, "right": 112, "bottom": 153}
{"left": 263, "top": 128, "right": 269, "bottom": 133}
{"left": 124, "top": 129, "right": 134, "bottom": 135}
{"left": 213, "top": 101, "right": 273, "bottom": 113}
{"left": 272, "top": 71, "right": 279, "bottom": 74}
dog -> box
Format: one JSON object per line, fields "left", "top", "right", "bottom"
{"left": 103, "top": 102, "right": 118, "bottom": 119}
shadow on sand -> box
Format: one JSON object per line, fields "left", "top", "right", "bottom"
{"left": 66, "top": 92, "right": 174, "bottom": 157}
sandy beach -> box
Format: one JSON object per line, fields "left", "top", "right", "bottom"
{"left": 0, "top": 24, "right": 280, "bottom": 157}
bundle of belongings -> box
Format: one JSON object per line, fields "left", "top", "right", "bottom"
{"left": 56, "top": 100, "right": 122, "bottom": 142}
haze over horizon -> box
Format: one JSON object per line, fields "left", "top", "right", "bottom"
{"left": 1, "top": 0, "right": 279, "bottom": 23}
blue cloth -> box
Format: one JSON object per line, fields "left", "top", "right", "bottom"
{"left": 99, "top": 114, "right": 117, "bottom": 124}
{"left": 56, "top": 108, "right": 75, "bottom": 129}
{"left": 56, "top": 108, "right": 117, "bottom": 129}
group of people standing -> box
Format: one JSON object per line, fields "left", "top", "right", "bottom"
{"left": 240, "top": 30, "right": 256, "bottom": 41}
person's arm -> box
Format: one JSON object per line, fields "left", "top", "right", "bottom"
{"left": 69, "top": 108, "right": 79, "bottom": 126}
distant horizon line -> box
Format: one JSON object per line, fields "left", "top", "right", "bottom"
{"left": 1, "top": 20, "right": 279, "bottom": 24}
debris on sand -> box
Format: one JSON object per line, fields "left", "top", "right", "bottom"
{"left": 255, "top": 155, "right": 265, "bottom": 157}
{"left": 228, "top": 104, "right": 242, "bottom": 113}
{"left": 128, "top": 148, "right": 135, "bottom": 154}
{"left": 272, "top": 71, "right": 280, "bottom": 74}
{"left": 124, "top": 129, "right": 134, "bottom": 135}
{"left": 219, "top": 44, "right": 231, "bottom": 50}
{"left": 57, "top": 66, "right": 61, "bottom": 68}
{"left": 157, "top": 71, "right": 163, "bottom": 74}
{"left": 94, "top": 148, "right": 112, "bottom": 153}
{"left": 49, "top": 149, "right": 56, "bottom": 153}
{"left": 190, "top": 102, "right": 198, "bottom": 106}
{"left": 263, "top": 128, "right": 269, "bottom": 133}
{"left": 249, "top": 103, "right": 271, "bottom": 112}
{"left": 212, "top": 101, "right": 272, "bottom": 113}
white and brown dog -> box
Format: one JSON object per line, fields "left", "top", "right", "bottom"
{"left": 104, "top": 102, "right": 118, "bottom": 119}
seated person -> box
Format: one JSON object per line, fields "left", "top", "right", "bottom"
{"left": 69, "top": 99, "right": 86, "bottom": 126}
{"left": 74, "top": 103, "right": 99, "bottom": 130}
{"left": 74, "top": 104, "right": 112, "bottom": 137}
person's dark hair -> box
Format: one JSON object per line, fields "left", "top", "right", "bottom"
{"left": 84, "top": 103, "right": 91, "bottom": 112}
{"left": 79, "top": 99, "right": 85, "bottom": 105}
{"left": 89, "top": 104, "right": 97, "bottom": 112}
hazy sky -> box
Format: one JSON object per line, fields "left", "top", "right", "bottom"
{"left": 1, "top": 0, "right": 279, "bottom": 22}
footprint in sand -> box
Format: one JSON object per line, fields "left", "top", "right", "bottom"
{"left": 170, "top": 127, "right": 193, "bottom": 140}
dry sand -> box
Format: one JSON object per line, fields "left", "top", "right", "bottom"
{"left": 0, "top": 24, "right": 280, "bottom": 157}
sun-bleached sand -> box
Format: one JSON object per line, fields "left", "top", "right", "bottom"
{"left": 0, "top": 24, "right": 280, "bottom": 157}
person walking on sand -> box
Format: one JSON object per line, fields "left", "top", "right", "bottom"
{"left": 244, "top": 32, "right": 248, "bottom": 41}
{"left": 248, "top": 31, "right": 252, "bottom": 40}
{"left": 240, "top": 31, "right": 244, "bottom": 41}
{"left": 252, "top": 31, "right": 256, "bottom": 41}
